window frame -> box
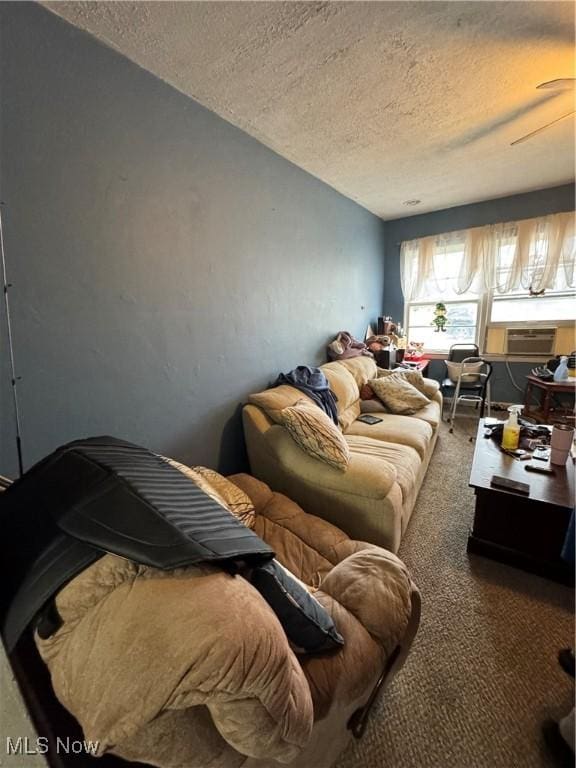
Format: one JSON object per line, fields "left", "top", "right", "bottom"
{"left": 404, "top": 280, "right": 574, "bottom": 356}
{"left": 404, "top": 297, "right": 484, "bottom": 354}
{"left": 486, "top": 289, "right": 576, "bottom": 329}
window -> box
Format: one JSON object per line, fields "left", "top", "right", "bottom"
{"left": 401, "top": 212, "right": 575, "bottom": 354}
{"left": 407, "top": 301, "right": 478, "bottom": 351}
{"left": 489, "top": 235, "right": 575, "bottom": 323}
{"left": 402, "top": 233, "right": 483, "bottom": 352}
{"left": 490, "top": 293, "right": 574, "bottom": 323}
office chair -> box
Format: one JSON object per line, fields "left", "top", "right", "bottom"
{"left": 448, "top": 356, "right": 493, "bottom": 434}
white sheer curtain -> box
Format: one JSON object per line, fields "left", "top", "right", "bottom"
{"left": 400, "top": 211, "right": 575, "bottom": 302}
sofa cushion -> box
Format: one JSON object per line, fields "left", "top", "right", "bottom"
{"left": 337, "top": 356, "right": 378, "bottom": 387}
{"left": 320, "top": 362, "right": 361, "bottom": 430}
{"left": 376, "top": 367, "right": 439, "bottom": 399}
{"left": 249, "top": 384, "right": 314, "bottom": 424}
{"left": 344, "top": 436, "right": 420, "bottom": 504}
{"left": 281, "top": 399, "right": 351, "bottom": 471}
{"left": 230, "top": 475, "right": 384, "bottom": 571}
{"left": 360, "top": 399, "right": 387, "bottom": 414}
{"left": 369, "top": 375, "right": 430, "bottom": 415}
{"left": 265, "top": 425, "right": 398, "bottom": 499}
{"left": 410, "top": 399, "right": 442, "bottom": 429}
{"left": 345, "top": 414, "right": 432, "bottom": 459}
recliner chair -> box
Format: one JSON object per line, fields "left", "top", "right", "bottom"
{"left": 5, "top": 472, "right": 420, "bottom": 768}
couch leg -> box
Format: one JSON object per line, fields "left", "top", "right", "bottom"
{"left": 347, "top": 645, "right": 400, "bottom": 739}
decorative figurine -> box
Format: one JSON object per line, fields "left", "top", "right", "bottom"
{"left": 432, "top": 302, "right": 448, "bottom": 333}
{"left": 406, "top": 341, "right": 424, "bottom": 359}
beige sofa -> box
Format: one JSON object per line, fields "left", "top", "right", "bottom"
{"left": 243, "top": 356, "right": 441, "bottom": 553}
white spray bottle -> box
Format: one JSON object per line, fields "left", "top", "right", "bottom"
{"left": 501, "top": 405, "right": 523, "bottom": 451}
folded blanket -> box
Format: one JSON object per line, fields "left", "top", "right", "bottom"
{"left": 274, "top": 366, "right": 338, "bottom": 425}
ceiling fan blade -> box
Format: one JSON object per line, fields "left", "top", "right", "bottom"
{"left": 511, "top": 110, "right": 575, "bottom": 145}
{"left": 536, "top": 78, "right": 575, "bottom": 90}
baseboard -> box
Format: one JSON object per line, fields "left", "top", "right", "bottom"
{"left": 443, "top": 398, "right": 513, "bottom": 412}
{"left": 489, "top": 401, "right": 514, "bottom": 412}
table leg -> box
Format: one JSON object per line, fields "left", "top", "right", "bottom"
{"left": 542, "top": 388, "right": 551, "bottom": 423}
{"left": 524, "top": 381, "right": 533, "bottom": 417}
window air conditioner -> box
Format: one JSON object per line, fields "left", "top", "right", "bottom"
{"left": 505, "top": 327, "right": 556, "bottom": 356}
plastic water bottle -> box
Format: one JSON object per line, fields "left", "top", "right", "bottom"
{"left": 553, "top": 356, "right": 569, "bottom": 382}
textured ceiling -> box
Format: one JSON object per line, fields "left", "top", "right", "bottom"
{"left": 43, "top": 1, "right": 575, "bottom": 219}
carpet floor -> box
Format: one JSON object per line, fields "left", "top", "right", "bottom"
{"left": 335, "top": 418, "right": 574, "bottom": 768}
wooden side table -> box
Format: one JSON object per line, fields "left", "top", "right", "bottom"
{"left": 397, "top": 359, "right": 430, "bottom": 375}
{"left": 523, "top": 375, "right": 576, "bottom": 425}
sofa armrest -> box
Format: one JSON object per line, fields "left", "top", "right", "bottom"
{"left": 422, "top": 377, "right": 442, "bottom": 407}
{"left": 318, "top": 549, "right": 414, "bottom": 655}
{"left": 422, "top": 376, "right": 440, "bottom": 392}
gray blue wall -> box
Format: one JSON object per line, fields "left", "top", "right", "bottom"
{"left": 0, "top": 3, "right": 385, "bottom": 477}
{"left": 383, "top": 184, "right": 575, "bottom": 402}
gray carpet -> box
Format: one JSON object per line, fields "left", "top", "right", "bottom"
{"left": 336, "top": 419, "right": 574, "bottom": 768}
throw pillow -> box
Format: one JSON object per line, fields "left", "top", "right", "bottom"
{"left": 369, "top": 374, "right": 430, "bottom": 415}
{"left": 250, "top": 559, "right": 344, "bottom": 653}
{"left": 376, "top": 367, "right": 439, "bottom": 399}
{"left": 281, "top": 399, "right": 350, "bottom": 471}
{"left": 445, "top": 360, "right": 483, "bottom": 384}
{"left": 360, "top": 383, "right": 377, "bottom": 400}
{"left": 161, "top": 458, "right": 256, "bottom": 529}
{"left": 192, "top": 467, "right": 256, "bottom": 530}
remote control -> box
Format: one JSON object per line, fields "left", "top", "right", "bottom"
{"left": 490, "top": 474, "right": 530, "bottom": 495}
{"left": 525, "top": 462, "right": 555, "bottom": 475}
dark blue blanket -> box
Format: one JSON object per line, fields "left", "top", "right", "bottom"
{"left": 274, "top": 366, "right": 338, "bottom": 425}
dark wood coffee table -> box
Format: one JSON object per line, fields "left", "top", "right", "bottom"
{"left": 467, "top": 419, "right": 575, "bottom": 584}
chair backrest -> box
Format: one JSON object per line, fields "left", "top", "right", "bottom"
{"left": 455, "top": 357, "right": 493, "bottom": 387}
{"left": 448, "top": 343, "right": 479, "bottom": 363}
